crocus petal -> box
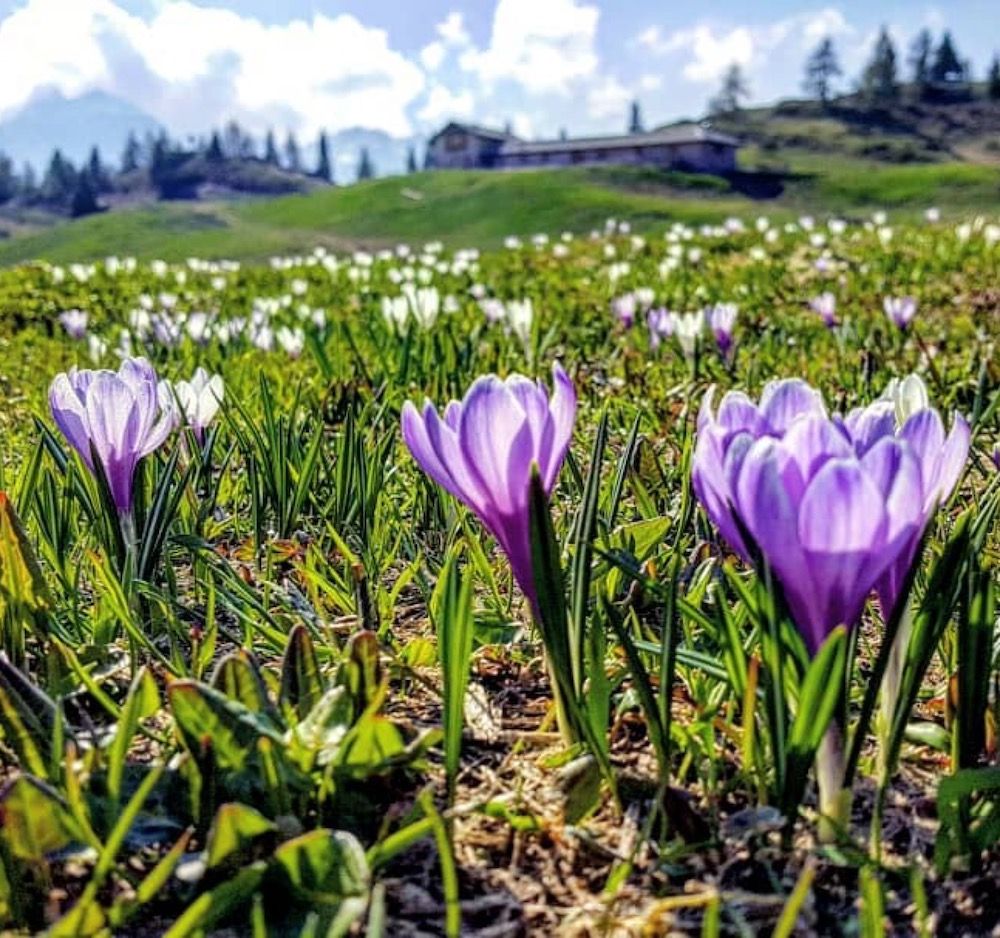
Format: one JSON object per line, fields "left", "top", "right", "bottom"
{"left": 692, "top": 428, "right": 749, "bottom": 559}
{"left": 759, "top": 379, "right": 826, "bottom": 434}
{"left": 928, "top": 414, "right": 971, "bottom": 510}
{"left": 734, "top": 437, "right": 815, "bottom": 642}
{"left": 458, "top": 376, "right": 533, "bottom": 518}
{"left": 543, "top": 363, "right": 576, "bottom": 493}
{"left": 899, "top": 409, "right": 947, "bottom": 512}
{"left": 716, "top": 391, "right": 767, "bottom": 439}
{"left": 841, "top": 402, "right": 896, "bottom": 456}
{"left": 796, "top": 459, "right": 889, "bottom": 650}
{"left": 863, "top": 438, "right": 926, "bottom": 619}
{"left": 781, "top": 414, "right": 853, "bottom": 483}
{"left": 85, "top": 375, "right": 142, "bottom": 511}
{"left": 401, "top": 401, "right": 473, "bottom": 507}
{"left": 49, "top": 375, "right": 94, "bottom": 471}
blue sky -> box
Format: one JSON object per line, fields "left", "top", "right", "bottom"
{"left": 0, "top": 0, "right": 996, "bottom": 141}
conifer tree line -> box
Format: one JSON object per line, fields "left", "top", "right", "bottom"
{"left": 710, "top": 28, "right": 1000, "bottom": 114}
{"left": 0, "top": 123, "right": 343, "bottom": 216}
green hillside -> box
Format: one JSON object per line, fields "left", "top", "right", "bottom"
{"left": 0, "top": 159, "right": 998, "bottom": 266}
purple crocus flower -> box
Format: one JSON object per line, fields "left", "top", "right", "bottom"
{"left": 837, "top": 396, "right": 969, "bottom": 620}
{"left": 809, "top": 293, "right": 838, "bottom": 328}
{"left": 707, "top": 303, "right": 737, "bottom": 358}
{"left": 884, "top": 296, "right": 917, "bottom": 331}
{"left": 647, "top": 307, "right": 674, "bottom": 351}
{"left": 612, "top": 294, "right": 637, "bottom": 329}
{"left": 692, "top": 378, "right": 968, "bottom": 653}
{"left": 49, "top": 358, "right": 176, "bottom": 514}
{"left": 402, "top": 364, "right": 576, "bottom": 614}
{"left": 59, "top": 309, "right": 88, "bottom": 340}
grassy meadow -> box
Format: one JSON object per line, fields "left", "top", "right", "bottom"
{"left": 0, "top": 159, "right": 998, "bottom": 266}
{"left": 0, "top": 193, "right": 994, "bottom": 936}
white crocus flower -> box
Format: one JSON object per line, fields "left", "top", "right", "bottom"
{"left": 88, "top": 334, "right": 108, "bottom": 364}
{"left": 633, "top": 287, "right": 655, "bottom": 309}
{"left": 672, "top": 310, "right": 704, "bottom": 361}
{"left": 382, "top": 296, "right": 409, "bottom": 329}
{"left": 405, "top": 285, "right": 440, "bottom": 328}
{"left": 252, "top": 325, "right": 275, "bottom": 352}
{"left": 186, "top": 312, "right": 211, "bottom": 344}
{"left": 880, "top": 374, "right": 929, "bottom": 427}
{"left": 174, "top": 368, "right": 225, "bottom": 437}
{"left": 505, "top": 299, "right": 533, "bottom": 347}
{"left": 276, "top": 326, "right": 305, "bottom": 358}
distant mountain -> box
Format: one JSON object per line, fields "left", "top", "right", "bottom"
{"left": 324, "top": 127, "right": 424, "bottom": 181}
{"left": 0, "top": 89, "right": 163, "bottom": 171}
{"left": 0, "top": 90, "right": 425, "bottom": 181}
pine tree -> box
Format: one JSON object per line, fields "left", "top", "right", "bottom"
{"left": 909, "top": 29, "right": 933, "bottom": 98}
{"left": 989, "top": 56, "right": 1000, "bottom": 101}
{"left": 151, "top": 132, "right": 170, "bottom": 173}
{"left": 357, "top": 147, "right": 375, "bottom": 181}
{"left": 406, "top": 145, "right": 418, "bottom": 173}
{"left": 862, "top": 27, "right": 899, "bottom": 102}
{"left": 70, "top": 173, "right": 100, "bottom": 218}
{"left": 223, "top": 120, "right": 242, "bottom": 158}
{"left": 803, "top": 37, "right": 842, "bottom": 105}
{"left": 121, "top": 131, "right": 142, "bottom": 173}
{"left": 206, "top": 131, "right": 224, "bottom": 162}
{"left": 142, "top": 131, "right": 159, "bottom": 167}
{"left": 0, "top": 154, "right": 16, "bottom": 205}
{"left": 20, "top": 164, "right": 37, "bottom": 202}
{"left": 931, "top": 31, "right": 965, "bottom": 84}
{"left": 41, "top": 149, "right": 76, "bottom": 205}
{"left": 628, "top": 100, "right": 644, "bottom": 133}
{"left": 87, "top": 146, "right": 112, "bottom": 193}
{"left": 709, "top": 64, "right": 749, "bottom": 115}
{"left": 315, "top": 131, "right": 332, "bottom": 182}
{"left": 284, "top": 132, "right": 301, "bottom": 173}
{"left": 264, "top": 130, "right": 280, "bottom": 165}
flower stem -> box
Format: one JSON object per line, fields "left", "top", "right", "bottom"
{"left": 816, "top": 722, "right": 849, "bottom": 843}
{"left": 879, "top": 602, "right": 915, "bottom": 783}
{"left": 119, "top": 509, "right": 138, "bottom": 564}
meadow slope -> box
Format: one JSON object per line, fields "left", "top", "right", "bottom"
{"left": 0, "top": 160, "right": 998, "bottom": 265}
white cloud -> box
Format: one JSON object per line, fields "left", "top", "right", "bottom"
{"left": 637, "top": 7, "right": 855, "bottom": 87}
{"left": 0, "top": 0, "right": 425, "bottom": 137}
{"left": 658, "top": 25, "right": 755, "bottom": 83}
{"left": 420, "top": 11, "right": 471, "bottom": 73}
{"left": 420, "top": 41, "right": 446, "bottom": 71}
{"left": 417, "top": 84, "right": 475, "bottom": 124}
{"left": 638, "top": 74, "right": 663, "bottom": 92}
{"left": 460, "top": 0, "right": 600, "bottom": 94}
{"left": 587, "top": 76, "right": 632, "bottom": 120}
{"left": 436, "top": 11, "right": 470, "bottom": 46}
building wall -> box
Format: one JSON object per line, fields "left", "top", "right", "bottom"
{"left": 426, "top": 127, "right": 739, "bottom": 175}
{"left": 497, "top": 142, "right": 736, "bottom": 175}
{"left": 427, "top": 130, "right": 505, "bottom": 169}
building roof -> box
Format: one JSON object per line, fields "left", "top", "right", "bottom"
{"left": 499, "top": 123, "right": 739, "bottom": 157}
{"left": 428, "top": 122, "right": 517, "bottom": 145}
